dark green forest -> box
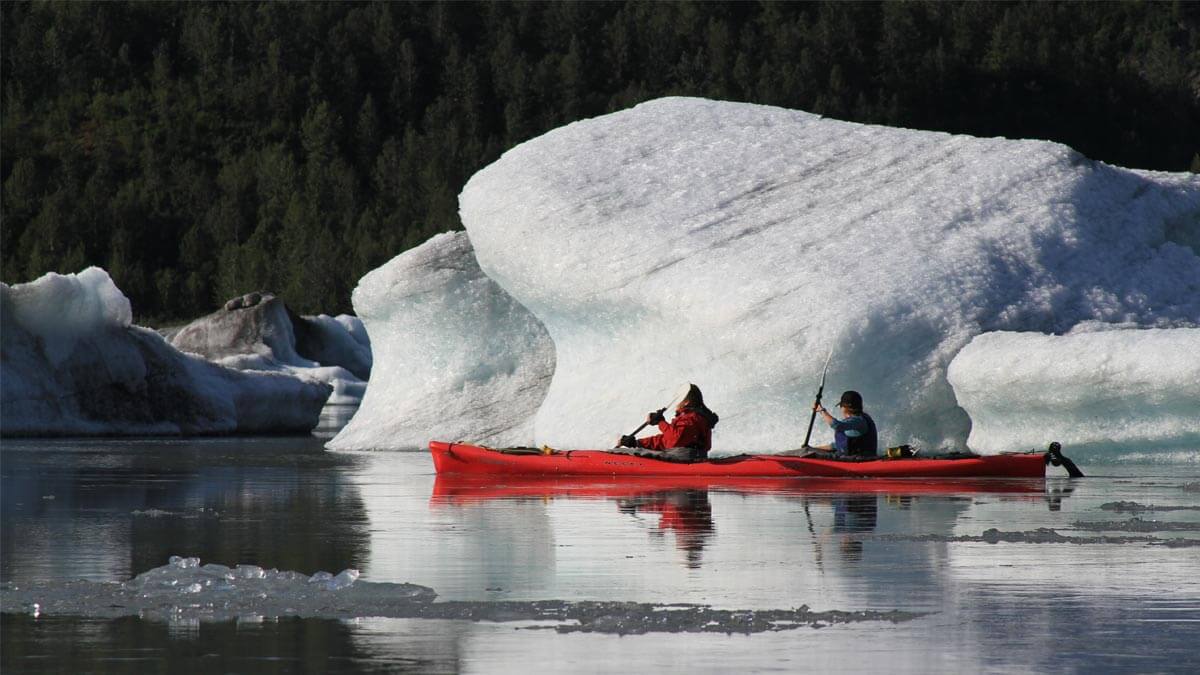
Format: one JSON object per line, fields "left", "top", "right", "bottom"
{"left": 3, "top": 1, "right": 1198, "bottom": 320}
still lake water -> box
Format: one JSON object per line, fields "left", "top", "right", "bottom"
{"left": 1, "top": 435, "right": 1198, "bottom": 673}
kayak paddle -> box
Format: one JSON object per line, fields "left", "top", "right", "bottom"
{"left": 626, "top": 410, "right": 667, "bottom": 439}
{"left": 801, "top": 348, "right": 834, "bottom": 449}
{"left": 617, "top": 384, "right": 691, "bottom": 448}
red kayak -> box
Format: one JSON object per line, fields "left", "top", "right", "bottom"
{"left": 429, "top": 441, "right": 1052, "bottom": 478}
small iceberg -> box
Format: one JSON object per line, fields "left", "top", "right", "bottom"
{"left": 2, "top": 268, "right": 332, "bottom": 436}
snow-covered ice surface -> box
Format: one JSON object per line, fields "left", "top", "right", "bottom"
{"left": 1, "top": 268, "right": 331, "bottom": 436}
{"left": 327, "top": 231, "right": 555, "bottom": 450}
{"left": 459, "top": 97, "right": 1200, "bottom": 454}
{"left": 948, "top": 328, "right": 1200, "bottom": 454}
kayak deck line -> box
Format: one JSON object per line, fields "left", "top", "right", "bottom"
{"left": 429, "top": 441, "right": 1061, "bottom": 478}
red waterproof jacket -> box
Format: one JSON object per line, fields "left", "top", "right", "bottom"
{"left": 637, "top": 408, "right": 716, "bottom": 452}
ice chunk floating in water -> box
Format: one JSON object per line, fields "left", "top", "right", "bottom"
{"left": 1, "top": 268, "right": 332, "bottom": 436}
{"left": 0, "top": 556, "right": 923, "bottom": 631}
{"left": 328, "top": 231, "right": 555, "bottom": 450}
{"left": 948, "top": 328, "right": 1200, "bottom": 455}
{"left": 0, "top": 555, "right": 434, "bottom": 622}
{"left": 460, "top": 97, "right": 1200, "bottom": 453}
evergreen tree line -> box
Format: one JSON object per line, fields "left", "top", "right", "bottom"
{"left": 3, "top": 1, "right": 1197, "bottom": 320}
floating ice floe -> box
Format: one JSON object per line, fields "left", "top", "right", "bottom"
{"left": 0, "top": 555, "right": 923, "bottom": 631}
{"left": 0, "top": 555, "right": 430, "bottom": 622}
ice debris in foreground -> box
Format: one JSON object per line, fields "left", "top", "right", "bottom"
{"left": 0, "top": 556, "right": 428, "bottom": 622}
{"left": 1100, "top": 501, "right": 1200, "bottom": 513}
{"left": 865, "top": 528, "right": 1200, "bottom": 547}
{"left": 0, "top": 556, "right": 924, "bottom": 632}
{"left": 1072, "top": 519, "right": 1200, "bottom": 533}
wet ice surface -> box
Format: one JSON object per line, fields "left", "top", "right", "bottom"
{"left": 2, "top": 438, "right": 1199, "bottom": 673}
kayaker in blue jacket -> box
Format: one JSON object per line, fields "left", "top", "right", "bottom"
{"left": 810, "top": 390, "right": 878, "bottom": 457}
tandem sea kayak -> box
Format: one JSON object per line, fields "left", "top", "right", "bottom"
{"left": 429, "top": 441, "right": 1068, "bottom": 478}
{"left": 431, "top": 474, "right": 1054, "bottom": 505}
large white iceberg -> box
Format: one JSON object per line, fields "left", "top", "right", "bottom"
{"left": 948, "top": 327, "right": 1200, "bottom": 454}
{"left": 1, "top": 268, "right": 332, "bottom": 436}
{"left": 453, "top": 97, "right": 1200, "bottom": 453}
{"left": 326, "top": 232, "right": 555, "bottom": 451}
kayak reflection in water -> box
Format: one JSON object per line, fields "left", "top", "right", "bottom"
{"left": 616, "top": 384, "right": 719, "bottom": 462}
{"left": 618, "top": 489, "right": 715, "bottom": 569}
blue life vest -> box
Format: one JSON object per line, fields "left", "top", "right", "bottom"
{"left": 834, "top": 412, "right": 878, "bottom": 457}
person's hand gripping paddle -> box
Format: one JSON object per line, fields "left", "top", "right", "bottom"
{"left": 802, "top": 348, "right": 834, "bottom": 450}
{"left": 616, "top": 384, "right": 692, "bottom": 449}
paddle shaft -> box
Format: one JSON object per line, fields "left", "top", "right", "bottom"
{"left": 801, "top": 385, "right": 825, "bottom": 448}
{"left": 802, "top": 349, "right": 834, "bottom": 448}
{"left": 616, "top": 386, "right": 688, "bottom": 448}
{"left": 627, "top": 407, "right": 667, "bottom": 437}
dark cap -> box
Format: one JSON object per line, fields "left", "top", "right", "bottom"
{"left": 837, "top": 390, "right": 863, "bottom": 411}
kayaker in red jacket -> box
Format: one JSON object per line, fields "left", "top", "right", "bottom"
{"left": 617, "top": 384, "right": 719, "bottom": 460}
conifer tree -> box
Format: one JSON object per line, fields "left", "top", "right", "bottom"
{"left": 1, "top": 1, "right": 1195, "bottom": 320}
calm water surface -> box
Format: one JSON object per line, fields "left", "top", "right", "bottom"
{"left": 2, "top": 437, "right": 1198, "bottom": 673}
